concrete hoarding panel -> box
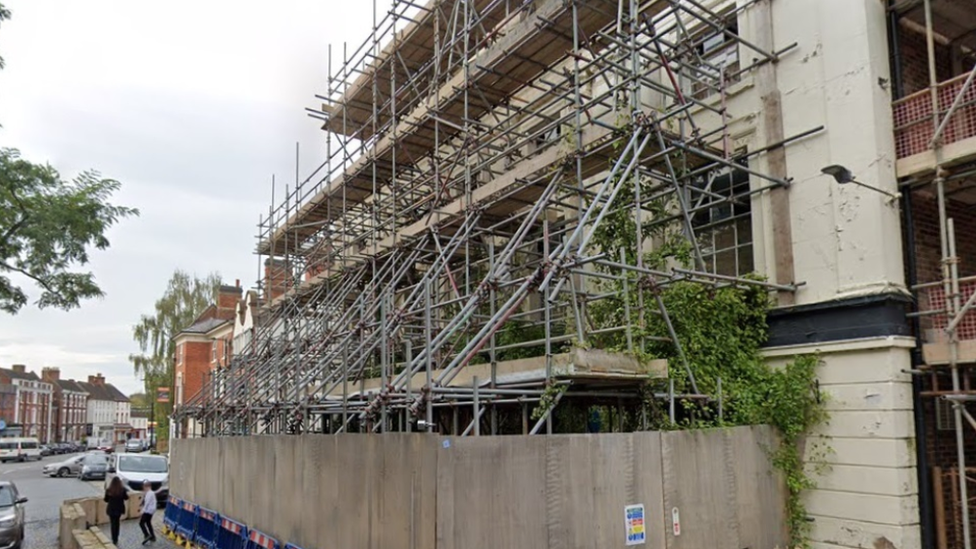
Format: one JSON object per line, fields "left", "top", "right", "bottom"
{"left": 730, "top": 426, "right": 788, "bottom": 549}
{"left": 661, "top": 427, "right": 788, "bottom": 549}
{"left": 171, "top": 426, "right": 784, "bottom": 549}
{"left": 370, "top": 434, "right": 437, "bottom": 549}
{"left": 662, "top": 429, "right": 737, "bottom": 549}
{"left": 436, "top": 436, "right": 548, "bottom": 549}
{"left": 272, "top": 436, "right": 304, "bottom": 545}
{"left": 302, "top": 435, "right": 336, "bottom": 549}
{"left": 545, "top": 433, "right": 666, "bottom": 549}
{"left": 334, "top": 435, "right": 369, "bottom": 549}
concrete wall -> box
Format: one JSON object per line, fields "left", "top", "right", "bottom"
{"left": 171, "top": 426, "right": 785, "bottom": 549}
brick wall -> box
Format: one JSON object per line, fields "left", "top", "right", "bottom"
{"left": 0, "top": 388, "right": 15, "bottom": 427}
{"left": 177, "top": 341, "right": 213, "bottom": 406}
{"left": 909, "top": 192, "right": 976, "bottom": 342}
{"left": 897, "top": 23, "right": 953, "bottom": 98}
{"left": 910, "top": 192, "right": 976, "bottom": 284}
{"left": 919, "top": 372, "right": 976, "bottom": 549}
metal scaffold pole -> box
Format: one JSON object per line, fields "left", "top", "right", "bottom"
{"left": 173, "top": 0, "right": 805, "bottom": 446}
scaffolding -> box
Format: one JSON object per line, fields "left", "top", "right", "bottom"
{"left": 173, "top": 0, "right": 809, "bottom": 441}
{"left": 892, "top": 0, "right": 976, "bottom": 547}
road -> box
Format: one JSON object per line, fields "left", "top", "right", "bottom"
{"left": 0, "top": 456, "right": 174, "bottom": 549}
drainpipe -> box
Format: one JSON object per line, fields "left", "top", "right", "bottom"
{"left": 889, "top": 2, "right": 934, "bottom": 547}
{"left": 904, "top": 185, "right": 935, "bottom": 549}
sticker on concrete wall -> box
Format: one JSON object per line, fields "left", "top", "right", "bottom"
{"left": 624, "top": 504, "right": 646, "bottom": 545}
{"left": 442, "top": 439, "right": 451, "bottom": 448}
{"left": 672, "top": 507, "right": 681, "bottom": 537}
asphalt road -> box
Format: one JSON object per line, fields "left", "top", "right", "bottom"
{"left": 0, "top": 456, "right": 173, "bottom": 549}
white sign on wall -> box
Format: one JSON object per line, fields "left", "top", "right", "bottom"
{"left": 624, "top": 504, "right": 646, "bottom": 546}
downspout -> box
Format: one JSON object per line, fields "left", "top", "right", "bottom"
{"left": 890, "top": 2, "right": 934, "bottom": 546}
{"left": 904, "top": 185, "right": 935, "bottom": 549}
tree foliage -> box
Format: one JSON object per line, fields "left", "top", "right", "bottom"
{"left": 0, "top": 2, "right": 9, "bottom": 70}
{"left": 0, "top": 4, "right": 137, "bottom": 313}
{"left": 586, "top": 167, "right": 829, "bottom": 548}
{"left": 130, "top": 270, "right": 221, "bottom": 444}
{"left": 0, "top": 149, "right": 138, "bottom": 313}
{"left": 129, "top": 270, "right": 222, "bottom": 381}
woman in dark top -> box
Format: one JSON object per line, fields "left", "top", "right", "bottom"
{"left": 104, "top": 476, "right": 129, "bottom": 545}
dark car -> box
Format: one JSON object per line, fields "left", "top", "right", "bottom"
{"left": 78, "top": 454, "right": 109, "bottom": 481}
{"left": 0, "top": 482, "right": 28, "bottom": 549}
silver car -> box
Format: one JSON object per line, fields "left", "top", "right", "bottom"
{"left": 0, "top": 482, "right": 27, "bottom": 549}
{"left": 42, "top": 455, "right": 86, "bottom": 478}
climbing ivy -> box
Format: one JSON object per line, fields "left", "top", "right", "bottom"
{"left": 583, "top": 163, "right": 829, "bottom": 549}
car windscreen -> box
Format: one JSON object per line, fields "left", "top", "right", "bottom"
{"left": 0, "top": 486, "right": 15, "bottom": 507}
{"left": 83, "top": 455, "right": 106, "bottom": 466}
{"left": 118, "top": 455, "right": 167, "bottom": 474}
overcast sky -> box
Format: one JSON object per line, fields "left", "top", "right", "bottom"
{"left": 0, "top": 1, "right": 376, "bottom": 394}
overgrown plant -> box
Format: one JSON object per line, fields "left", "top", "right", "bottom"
{"left": 584, "top": 161, "right": 828, "bottom": 548}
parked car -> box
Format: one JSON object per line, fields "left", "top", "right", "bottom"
{"left": 38, "top": 446, "right": 52, "bottom": 457}
{"left": 0, "top": 482, "right": 27, "bottom": 549}
{"left": 79, "top": 454, "right": 109, "bottom": 481}
{"left": 43, "top": 455, "right": 86, "bottom": 478}
{"left": 107, "top": 453, "right": 169, "bottom": 507}
{"left": 123, "top": 440, "right": 144, "bottom": 453}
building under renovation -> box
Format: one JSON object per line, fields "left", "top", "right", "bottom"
{"left": 171, "top": 0, "right": 976, "bottom": 548}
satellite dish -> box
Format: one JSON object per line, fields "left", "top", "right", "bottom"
{"left": 0, "top": 420, "right": 7, "bottom": 431}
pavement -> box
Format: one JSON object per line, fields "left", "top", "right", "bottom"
{"left": 0, "top": 456, "right": 176, "bottom": 549}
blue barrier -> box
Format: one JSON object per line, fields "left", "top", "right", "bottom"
{"left": 176, "top": 500, "right": 198, "bottom": 542}
{"left": 216, "top": 517, "right": 247, "bottom": 549}
{"left": 282, "top": 544, "right": 303, "bottom": 549}
{"left": 163, "top": 496, "right": 182, "bottom": 533}
{"left": 245, "top": 528, "right": 278, "bottom": 549}
{"left": 194, "top": 507, "right": 220, "bottom": 549}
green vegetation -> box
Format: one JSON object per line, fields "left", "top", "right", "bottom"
{"left": 583, "top": 165, "right": 828, "bottom": 547}
{"left": 0, "top": 150, "right": 138, "bottom": 314}
{"left": 129, "top": 270, "right": 223, "bottom": 443}
{"left": 0, "top": 5, "right": 138, "bottom": 314}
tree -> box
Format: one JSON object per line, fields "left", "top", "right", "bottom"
{"left": 129, "top": 270, "right": 222, "bottom": 442}
{"left": 0, "top": 150, "right": 138, "bottom": 313}
{"left": 129, "top": 392, "right": 149, "bottom": 409}
{"left": 0, "top": 2, "right": 10, "bottom": 70}
{"left": 0, "top": 5, "right": 138, "bottom": 314}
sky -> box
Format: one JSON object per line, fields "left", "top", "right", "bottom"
{"left": 0, "top": 1, "right": 376, "bottom": 394}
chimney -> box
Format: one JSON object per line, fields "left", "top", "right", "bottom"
{"left": 11, "top": 364, "right": 25, "bottom": 374}
{"left": 41, "top": 367, "right": 60, "bottom": 382}
{"left": 217, "top": 284, "right": 243, "bottom": 317}
{"left": 88, "top": 373, "right": 105, "bottom": 386}
{"left": 264, "top": 258, "right": 293, "bottom": 302}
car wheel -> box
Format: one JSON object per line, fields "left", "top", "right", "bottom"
{"left": 57, "top": 468, "right": 68, "bottom": 478}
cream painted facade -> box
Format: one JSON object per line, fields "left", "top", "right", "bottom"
{"left": 671, "top": 1, "right": 917, "bottom": 547}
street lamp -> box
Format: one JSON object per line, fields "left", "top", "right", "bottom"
{"left": 821, "top": 164, "right": 900, "bottom": 205}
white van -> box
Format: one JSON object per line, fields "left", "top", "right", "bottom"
{"left": 0, "top": 438, "right": 42, "bottom": 463}
{"left": 108, "top": 453, "right": 169, "bottom": 505}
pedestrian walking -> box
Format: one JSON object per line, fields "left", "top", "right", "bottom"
{"left": 139, "top": 480, "right": 158, "bottom": 545}
{"left": 104, "top": 477, "right": 128, "bottom": 545}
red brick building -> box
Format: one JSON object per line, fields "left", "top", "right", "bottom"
{"left": 0, "top": 366, "right": 54, "bottom": 442}
{"left": 173, "top": 284, "right": 241, "bottom": 434}
{"left": 40, "top": 368, "right": 89, "bottom": 443}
